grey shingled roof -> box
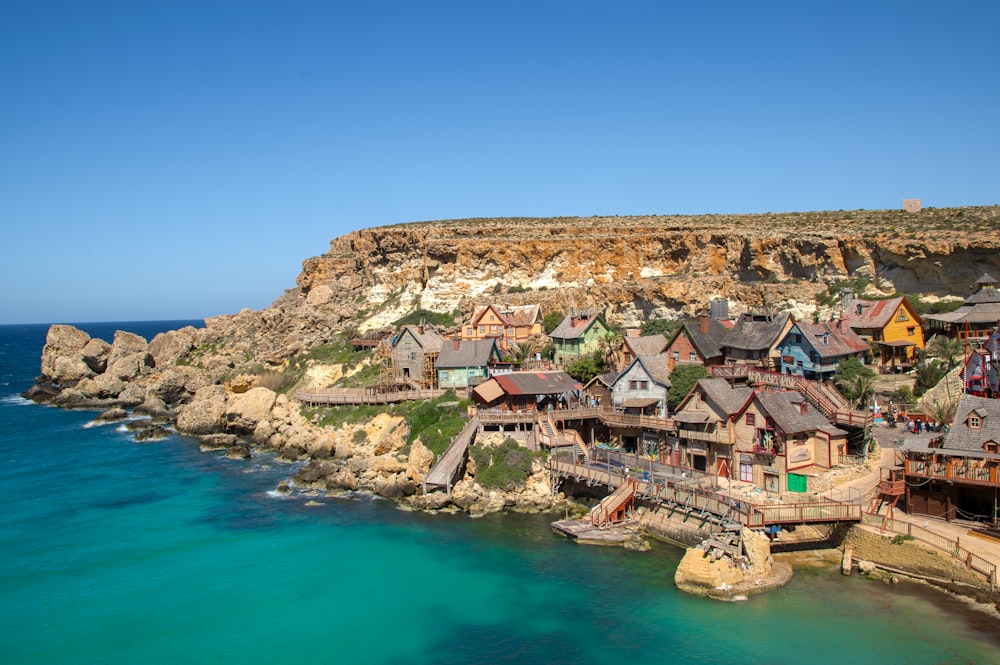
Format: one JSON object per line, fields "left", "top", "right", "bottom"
{"left": 756, "top": 391, "right": 835, "bottom": 434}
{"left": 635, "top": 354, "right": 672, "bottom": 386}
{"left": 694, "top": 377, "right": 753, "bottom": 416}
{"left": 793, "top": 321, "right": 869, "bottom": 359}
{"left": 399, "top": 325, "right": 444, "bottom": 353}
{"left": 941, "top": 394, "right": 1000, "bottom": 454}
{"left": 625, "top": 334, "right": 667, "bottom": 357}
{"left": 721, "top": 311, "right": 791, "bottom": 352}
{"left": 436, "top": 339, "right": 497, "bottom": 369}
{"left": 550, "top": 311, "right": 603, "bottom": 340}
{"left": 681, "top": 319, "right": 730, "bottom": 361}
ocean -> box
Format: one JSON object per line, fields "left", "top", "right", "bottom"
{"left": 1, "top": 321, "right": 999, "bottom": 665}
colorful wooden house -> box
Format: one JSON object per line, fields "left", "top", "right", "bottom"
{"left": 460, "top": 303, "right": 543, "bottom": 351}
{"left": 664, "top": 312, "right": 733, "bottom": 369}
{"left": 963, "top": 322, "right": 1000, "bottom": 398}
{"left": 471, "top": 371, "right": 580, "bottom": 413}
{"left": 841, "top": 290, "right": 925, "bottom": 370}
{"left": 549, "top": 310, "right": 611, "bottom": 365}
{"left": 391, "top": 324, "right": 444, "bottom": 388}
{"left": 610, "top": 355, "right": 672, "bottom": 416}
{"left": 673, "top": 377, "right": 847, "bottom": 492}
{"left": 902, "top": 394, "right": 1000, "bottom": 524}
{"left": 621, "top": 331, "right": 668, "bottom": 367}
{"left": 435, "top": 338, "right": 503, "bottom": 390}
{"left": 719, "top": 309, "right": 793, "bottom": 369}
{"left": 775, "top": 320, "right": 869, "bottom": 381}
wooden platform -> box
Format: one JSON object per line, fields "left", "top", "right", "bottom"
{"left": 551, "top": 519, "right": 645, "bottom": 548}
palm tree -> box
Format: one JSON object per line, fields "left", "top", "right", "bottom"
{"left": 597, "top": 329, "right": 624, "bottom": 370}
{"left": 837, "top": 372, "right": 875, "bottom": 410}
{"left": 929, "top": 335, "right": 963, "bottom": 371}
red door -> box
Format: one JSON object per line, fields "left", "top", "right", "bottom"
{"left": 717, "top": 457, "right": 731, "bottom": 479}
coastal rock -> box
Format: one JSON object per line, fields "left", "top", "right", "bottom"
{"left": 674, "top": 528, "right": 777, "bottom": 598}
{"left": 326, "top": 468, "right": 359, "bottom": 492}
{"left": 225, "top": 387, "right": 277, "bottom": 434}
{"left": 450, "top": 479, "right": 483, "bottom": 510}
{"left": 95, "top": 407, "right": 128, "bottom": 422}
{"left": 133, "top": 424, "right": 172, "bottom": 443}
{"left": 226, "top": 443, "right": 252, "bottom": 460}
{"left": 116, "top": 383, "right": 148, "bottom": 408}
{"left": 410, "top": 492, "right": 454, "bottom": 511}
{"left": 40, "top": 325, "right": 93, "bottom": 384}
{"left": 252, "top": 420, "right": 276, "bottom": 445}
{"left": 176, "top": 385, "right": 228, "bottom": 435}
{"left": 81, "top": 338, "right": 111, "bottom": 374}
{"left": 92, "top": 372, "right": 126, "bottom": 398}
{"left": 407, "top": 439, "right": 436, "bottom": 475}
{"left": 105, "top": 331, "right": 154, "bottom": 380}
{"left": 371, "top": 455, "right": 407, "bottom": 475}
{"left": 146, "top": 366, "right": 207, "bottom": 406}
{"left": 148, "top": 326, "right": 199, "bottom": 367}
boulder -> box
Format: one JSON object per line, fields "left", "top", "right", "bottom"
{"left": 252, "top": 420, "right": 276, "bottom": 445}
{"left": 116, "top": 383, "right": 147, "bottom": 408}
{"left": 326, "top": 468, "right": 359, "bottom": 492}
{"left": 411, "top": 492, "right": 454, "bottom": 511}
{"left": 40, "top": 325, "right": 92, "bottom": 383}
{"left": 92, "top": 372, "right": 126, "bottom": 398}
{"left": 199, "top": 433, "right": 238, "bottom": 450}
{"left": 105, "top": 352, "right": 153, "bottom": 381}
{"left": 95, "top": 407, "right": 128, "bottom": 422}
{"left": 81, "top": 338, "right": 111, "bottom": 374}
{"left": 133, "top": 425, "right": 172, "bottom": 443}
{"left": 407, "top": 439, "right": 436, "bottom": 474}
{"left": 450, "top": 479, "right": 483, "bottom": 510}
{"left": 176, "top": 385, "right": 227, "bottom": 435}
{"left": 225, "top": 387, "right": 277, "bottom": 434}
{"left": 674, "top": 528, "right": 775, "bottom": 597}
{"left": 226, "top": 443, "right": 252, "bottom": 460}
{"left": 148, "top": 326, "right": 199, "bottom": 367}
{"left": 371, "top": 455, "right": 407, "bottom": 475}
{"left": 106, "top": 331, "right": 151, "bottom": 368}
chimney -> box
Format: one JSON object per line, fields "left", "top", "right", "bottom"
{"left": 453, "top": 338, "right": 460, "bottom": 351}
{"left": 841, "top": 288, "right": 855, "bottom": 316}
{"left": 699, "top": 311, "right": 710, "bottom": 335}
{"left": 418, "top": 323, "right": 425, "bottom": 335}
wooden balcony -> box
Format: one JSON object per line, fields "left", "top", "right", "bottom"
{"left": 677, "top": 428, "right": 723, "bottom": 443}
{"left": 905, "top": 458, "right": 1000, "bottom": 487}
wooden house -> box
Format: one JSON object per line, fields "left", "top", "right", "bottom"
{"left": 582, "top": 370, "right": 617, "bottom": 408}
{"left": 471, "top": 371, "right": 581, "bottom": 413}
{"left": 902, "top": 394, "right": 1000, "bottom": 525}
{"left": 549, "top": 310, "right": 611, "bottom": 365}
{"left": 673, "top": 378, "right": 847, "bottom": 492}
{"left": 391, "top": 324, "right": 444, "bottom": 388}
{"left": 460, "top": 303, "right": 543, "bottom": 351}
{"left": 664, "top": 312, "right": 733, "bottom": 369}
{"left": 621, "top": 330, "right": 668, "bottom": 367}
{"left": 774, "top": 320, "right": 869, "bottom": 381}
{"left": 719, "top": 309, "right": 793, "bottom": 369}
{"left": 610, "top": 355, "right": 672, "bottom": 416}
{"left": 435, "top": 338, "right": 502, "bottom": 390}
{"left": 841, "top": 290, "right": 925, "bottom": 370}
{"left": 926, "top": 274, "right": 1000, "bottom": 342}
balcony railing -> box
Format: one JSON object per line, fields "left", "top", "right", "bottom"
{"left": 905, "top": 458, "right": 1000, "bottom": 486}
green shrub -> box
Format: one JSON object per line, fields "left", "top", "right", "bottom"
{"left": 471, "top": 437, "right": 534, "bottom": 490}
{"left": 352, "top": 429, "right": 368, "bottom": 444}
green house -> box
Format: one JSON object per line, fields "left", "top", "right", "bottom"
{"left": 549, "top": 310, "right": 610, "bottom": 365}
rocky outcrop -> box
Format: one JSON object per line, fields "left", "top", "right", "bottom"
{"left": 674, "top": 527, "right": 789, "bottom": 599}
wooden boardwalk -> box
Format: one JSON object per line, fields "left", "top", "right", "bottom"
{"left": 423, "top": 416, "right": 480, "bottom": 494}
{"left": 551, "top": 458, "right": 862, "bottom": 528}
{"left": 297, "top": 388, "right": 448, "bottom": 406}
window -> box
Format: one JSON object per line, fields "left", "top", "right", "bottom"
{"left": 739, "top": 463, "right": 753, "bottom": 482}
{"left": 489, "top": 315, "right": 495, "bottom": 322}
{"left": 466, "top": 327, "right": 473, "bottom": 336}
{"left": 897, "top": 309, "right": 908, "bottom": 322}
{"left": 673, "top": 351, "right": 679, "bottom": 361}
{"left": 907, "top": 326, "right": 915, "bottom": 336}
{"left": 794, "top": 334, "right": 802, "bottom": 344}
{"left": 969, "top": 415, "right": 982, "bottom": 429}
{"left": 639, "top": 381, "right": 649, "bottom": 390}
{"left": 629, "top": 380, "right": 638, "bottom": 390}
{"left": 479, "top": 326, "right": 485, "bottom": 334}
{"left": 689, "top": 352, "right": 697, "bottom": 362}
{"left": 746, "top": 413, "right": 756, "bottom": 426}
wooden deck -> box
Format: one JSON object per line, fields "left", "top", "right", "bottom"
{"left": 297, "top": 388, "right": 448, "bottom": 406}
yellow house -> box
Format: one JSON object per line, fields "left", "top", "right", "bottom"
{"left": 843, "top": 292, "right": 925, "bottom": 369}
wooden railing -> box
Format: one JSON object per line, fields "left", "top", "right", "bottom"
{"left": 676, "top": 428, "right": 723, "bottom": 443}
{"left": 297, "top": 388, "right": 447, "bottom": 405}
{"left": 861, "top": 513, "right": 997, "bottom": 590}
{"left": 905, "top": 458, "right": 1000, "bottom": 487}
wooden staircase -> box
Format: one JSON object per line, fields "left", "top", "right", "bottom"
{"left": 591, "top": 478, "right": 637, "bottom": 527}
{"left": 868, "top": 468, "right": 905, "bottom": 529}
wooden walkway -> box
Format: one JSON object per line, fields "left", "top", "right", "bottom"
{"left": 297, "top": 388, "right": 448, "bottom": 406}
{"left": 551, "top": 458, "right": 862, "bottom": 528}
{"left": 423, "top": 417, "right": 480, "bottom": 494}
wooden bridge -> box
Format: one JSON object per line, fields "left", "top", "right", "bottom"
{"left": 551, "top": 456, "right": 862, "bottom": 528}
{"left": 422, "top": 416, "right": 480, "bottom": 494}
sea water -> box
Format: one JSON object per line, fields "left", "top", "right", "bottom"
{"left": 2, "top": 322, "right": 999, "bottom": 665}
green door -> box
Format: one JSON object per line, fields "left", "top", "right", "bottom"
{"left": 787, "top": 473, "right": 808, "bottom": 493}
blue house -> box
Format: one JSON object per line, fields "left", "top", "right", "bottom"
{"left": 436, "top": 338, "right": 503, "bottom": 390}
{"left": 775, "top": 321, "right": 869, "bottom": 381}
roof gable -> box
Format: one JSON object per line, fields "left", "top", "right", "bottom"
{"left": 941, "top": 395, "right": 1000, "bottom": 453}
{"left": 436, "top": 339, "right": 500, "bottom": 368}
{"left": 549, "top": 311, "right": 607, "bottom": 340}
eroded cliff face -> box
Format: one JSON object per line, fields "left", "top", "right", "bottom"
{"left": 293, "top": 207, "right": 1000, "bottom": 332}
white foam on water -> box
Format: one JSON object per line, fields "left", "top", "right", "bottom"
{"left": 1, "top": 394, "right": 32, "bottom": 406}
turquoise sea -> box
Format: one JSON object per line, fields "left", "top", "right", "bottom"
{"left": 2, "top": 321, "right": 1000, "bottom": 665}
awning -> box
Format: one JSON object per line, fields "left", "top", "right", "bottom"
{"left": 621, "top": 397, "right": 660, "bottom": 408}
{"left": 878, "top": 340, "right": 915, "bottom": 347}
{"left": 673, "top": 411, "right": 710, "bottom": 424}
{"left": 472, "top": 379, "right": 504, "bottom": 403}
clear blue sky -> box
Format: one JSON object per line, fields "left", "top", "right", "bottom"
{"left": 2, "top": 1, "right": 997, "bottom": 325}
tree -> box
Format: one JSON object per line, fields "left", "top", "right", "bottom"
{"left": 543, "top": 311, "right": 564, "bottom": 335}
{"left": 597, "top": 329, "right": 624, "bottom": 369}
{"left": 641, "top": 318, "right": 681, "bottom": 337}
{"left": 667, "top": 364, "right": 709, "bottom": 409}
{"left": 565, "top": 353, "right": 605, "bottom": 384}
{"left": 834, "top": 358, "right": 876, "bottom": 406}
{"left": 913, "top": 357, "right": 944, "bottom": 397}
{"left": 929, "top": 335, "right": 962, "bottom": 371}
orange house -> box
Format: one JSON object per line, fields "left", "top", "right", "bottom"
{"left": 460, "top": 304, "right": 542, "bottom": 351}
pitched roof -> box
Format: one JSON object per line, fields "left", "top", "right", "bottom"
{"left": 680, "top": 318, "right": 731, "bottom": 360}
{"left": 398, "top": 325, "right": 444, "bottom": 352}
{"left": 549, "top": 311, "right": 604, "bottom": 340}
{"left": 844, "top": 296, "right": 923, "bottom": 329}
{"left": 624, "top": 333, "right": 667, "bottom": 357}
{"left": 755, "top": 391, "right": 834, "bottom": 435}
{"left": 584, "top": 369, "right": 620, "bottom": 390}
{"left": 692, "top": 377, "right": 753, "bottom": 416}
{"left": 494, "top": 371, "right": 580, "bottom": 396}
{"left": 975, "top": 272, "right": 997, "bottom": 286}
{"left": 792, "top": 321, "right": 870, "bottom": 358}
{"left": 632, "top": 355, "right": 672, "bottom": 387}
{"left": 941, "top": 394, "right": 1000, "bottom": 453}
{"left": 965, "top": 286, "right": 1000, "bottom": 305}
{"left": 436, "top": 339, "right": 498, "bottom": 369}
{"left": 471, "top": 303, "right": 541, "bottom": 328}
{"left": 721, "top": 310, "right": 791, "bottom": 352}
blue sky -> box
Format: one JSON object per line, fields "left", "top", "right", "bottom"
{"left": 1, "top": 1, "right": 997, "bottom": 325}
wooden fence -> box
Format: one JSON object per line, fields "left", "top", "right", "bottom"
{"left": 860, "top": 513, "right": 997, "bottom": 590}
